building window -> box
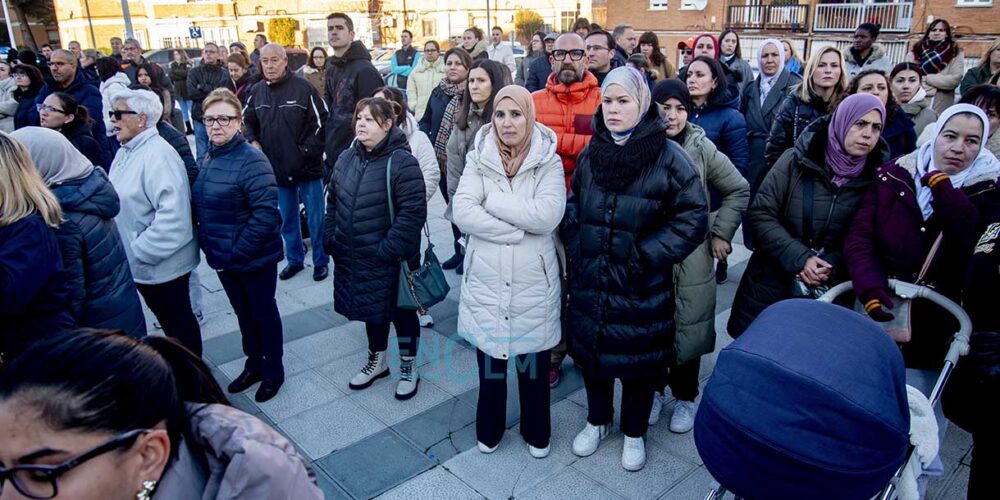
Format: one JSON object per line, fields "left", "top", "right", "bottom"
{"left": 955, "top": 0, "right": 992, "bottom": 6}
{"left": 560, "top": 11, "right": 576, "bottom": 32}
{"left": 680, "top": 0, "right": 703, "bottom": 10}
{"left": 422, "top": 19, "right": 437, "bottom": 38}
{"left": 650, "top": 0, "right": 668, "bottom": 9}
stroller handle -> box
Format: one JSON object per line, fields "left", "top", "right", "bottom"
{"left": 817, "top": 280, "right": 971, "bottom": 366}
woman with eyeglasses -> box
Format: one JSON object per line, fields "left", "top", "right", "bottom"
{"left": 191, "top": 89, "right": 285, "bottom": 403}
{"left": 11, "top": 64, "right": 43, "bottom": 130}
{"left": 37, "top": 92, "right": 110, "bottom": 170}
{"left": 107, "top": 88, "right": 203, "bottom": 357}
{"left": 0, "top": 329, "right": 324, "bottom": 500}
{"left": 295, "top": 47, "right": 327, "bottom": 97}
{"left": 407, "top": 41, "right": 446, "bottom": 119}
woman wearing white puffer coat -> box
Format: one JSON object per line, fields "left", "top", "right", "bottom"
{"left": 453, "top": 86, "right": 565, "bottom": 459}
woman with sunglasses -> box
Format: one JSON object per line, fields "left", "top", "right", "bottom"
{"left": 0, "top": 329, "right": 323, "bottom": 499}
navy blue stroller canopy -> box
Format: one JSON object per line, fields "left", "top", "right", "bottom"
{"left": 695, "top": 299, "right": 910, "bottom": 500}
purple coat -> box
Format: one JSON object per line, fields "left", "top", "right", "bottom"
{"left": 844, "top": 152, "right": 999, "bottom": 367}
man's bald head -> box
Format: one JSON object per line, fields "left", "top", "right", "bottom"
{"left": 259, "top": 43, "right": 288, "bottom": 81}
{"left": 552, "top": 33, "right": 588, "bottom": 85}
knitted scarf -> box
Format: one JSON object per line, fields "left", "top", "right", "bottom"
{"left": 916, "top": 39, "right": 956, "bottom": 75}
{"left": 589, "top": 115, "right": 665, "bottom": 192}
{"left": 432, "top": 78, "right": 466, "bottom": 169}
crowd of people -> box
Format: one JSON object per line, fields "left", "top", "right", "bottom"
{"left": 2, "top": 13, "right": 1000, "bottom": 499}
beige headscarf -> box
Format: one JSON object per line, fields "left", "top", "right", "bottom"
{"left": 11, "top": 127, "right": 95, "bottom": 186}
{"left": 492, "top": 86, "right": 536, "bottom": 179}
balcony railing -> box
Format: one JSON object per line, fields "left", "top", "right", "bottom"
{"left": 813, "top": 2, "right": 914, "bottom": 33}
{"left": 726, "top": 4, "right": 810, "bottom": 32}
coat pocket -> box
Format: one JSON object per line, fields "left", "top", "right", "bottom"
{"left": 539, "top": 254, "right": 550, "bottom": 288}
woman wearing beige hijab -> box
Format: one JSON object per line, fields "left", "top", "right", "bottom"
{"left": 452, "top": 86, "right": 566, "bottom": 459}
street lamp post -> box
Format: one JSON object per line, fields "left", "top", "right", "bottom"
{"left": 121, "top": 0, "right": 135, "bottom": 39}
{"left": 1, "top": 0, "right": 17, "bottom": 48}
{"left": 83, "top": 0, "right": 97, "bottom": 48}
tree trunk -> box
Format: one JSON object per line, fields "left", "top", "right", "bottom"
{"left": 10, "top": 4, "right": 38, "bottom": 51}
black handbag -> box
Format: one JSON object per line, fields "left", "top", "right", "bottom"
{"left": 385, "top": 154, "right": 450, "bottom": 311}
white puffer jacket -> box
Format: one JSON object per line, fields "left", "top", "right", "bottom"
{"left": 452, "top": 123, "right": 565, "bottom": 359}
{"left": 402, "top": 112, "right": 440, "bottom": 200}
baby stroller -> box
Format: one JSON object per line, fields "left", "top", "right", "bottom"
{"left": 695, "top": 280, "right": 971, "bottom": 500}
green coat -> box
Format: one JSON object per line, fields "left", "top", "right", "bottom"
{"left": 673, "top": 123, "right": 750, "bottom": 363}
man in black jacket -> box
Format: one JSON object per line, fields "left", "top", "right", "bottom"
{"left": 323, "top": 12, "right": 383, "bottom": 184}
{"left": 244, "top": 43, "right": 330, "bottom": 282}
{"left": 187, "top": 43, "right": 235, "bottom": 157}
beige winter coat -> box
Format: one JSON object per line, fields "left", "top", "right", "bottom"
{"left": 922, "top": 50, "right": 965, "bottom": 115}
{"left": 453, "top": 123, "right": 565, "bottom": 359}
{"left": 406, "top": 56, "right": 445, "bottom": 119}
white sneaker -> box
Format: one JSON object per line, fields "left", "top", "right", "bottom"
{"left": 348, "top": 350, "right": 389, "bottom": 390}
{"left": 648, "top": 392, "right": 664, "bottom": 425}
{"left": 670, "top": 400, "right": 697, "bottom": 434}
{"left": 572, "top": 423, "right": 611, "bottom": 457}
{"left": 418, "top": 312, "right": 434, "bottom": 327}
{"left": 621, "top": 436, "right": 646, "bottom": 471}
{"left": 478, "top": 441, "right": 499, "bottom": 454}
{"left": 528, "top": 443, "right": 550, "bottom": 459}
{"left": 395, "top": 356, "right": 419, "bottom": 400}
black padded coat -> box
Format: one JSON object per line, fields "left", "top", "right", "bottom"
{"left": 323, "top": 128, "right": 427, "bottom": 324}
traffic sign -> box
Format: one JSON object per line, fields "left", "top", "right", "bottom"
{"left": 189, "top": 26, "right": 203, "bottom": 39}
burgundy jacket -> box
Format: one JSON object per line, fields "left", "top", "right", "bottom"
{"left": 844, "top": 152, "right": 999, "bottom": 303}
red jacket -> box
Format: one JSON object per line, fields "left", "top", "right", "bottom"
{"left": 532, "top": 71, "right": 601, "bottom": 190}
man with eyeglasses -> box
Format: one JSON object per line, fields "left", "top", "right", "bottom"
{"left": 525, "top": 31, "right": 558, "bottom": 92}
{"left": 29, "top": 49, "right": 110, "bottom": 156}
{"left": 187, "top": 42, "right": 236, "bottom": 157}
{"left": 585, "top": 30, "right": 622, "bottom": 86}
{"left": 244, "top": 43, "right": 330, "bottom": 282}
{"left": 530, "top": 33, "right": 601, "bottom": 388}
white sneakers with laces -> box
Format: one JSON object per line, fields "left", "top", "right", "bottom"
{"left": 621, "top": 436, "right": 646, "bottom": 471}
{"left": 572, "top": 423, "right": 611, "bottom": 457}
{"left": 670, "top": 400, "right": 697, "bottom": 434}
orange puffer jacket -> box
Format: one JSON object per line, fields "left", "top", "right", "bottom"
{"left": 532, "top": 71, "right": 601, "bottom": 190}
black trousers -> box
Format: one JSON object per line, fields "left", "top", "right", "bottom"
{"left": 476, "top": 349, "right": 551, "bottom": 448}
{"left": 366, "top": 307, "right": 420, "bottom": 358}
{"left": 584, "top": 372, "right": 658, "bottom": 438}
{"left": 667, "top": 357, "right": 701, "bottom": 402}
{"left": 217, "top": 264, "right": 284, "bottom": 382}
{"left": 438, "top": 174, "right": 463, "bottom": 256}
{"left": 136, "top": 273, "right": 202, "bottom": 356}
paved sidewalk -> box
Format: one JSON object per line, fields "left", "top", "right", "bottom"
{"left": 148, "top": 191, "right": 973, "bottom": 499}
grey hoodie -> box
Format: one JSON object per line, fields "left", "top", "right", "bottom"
{"left": 845, "top": 45, "right": 894, "bottom": 80}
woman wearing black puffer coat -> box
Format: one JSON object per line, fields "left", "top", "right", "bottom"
{"left": 13, "top": 127, "right": 146, "bottom": 339}
{"left": 191, "top": 89, "right": 285, "bottom": 403}
{"left": 324, "top": 97, "right": 427, "bottom": 402}
{"left": 561, "top": 68, "right": 708, "bottom": 473}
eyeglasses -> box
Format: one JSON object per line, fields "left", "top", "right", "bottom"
{"left": 586, "top": 45, "right": 611, "bottom": 53}
{"left": 0, "top": 429, "right": 148, "bottom": 499}
{"left": 203, "top": 115, "right": 238, "bottom": 127}
{"left": 108, "top": 110, "right": 138, "bottom": 120}
{"left": 551, "top": 49, "right": 586, "bottom": 61}
{"left": 36, "top": 104, "right": 66, "bottom": 114}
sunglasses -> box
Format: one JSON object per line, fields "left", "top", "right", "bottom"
{"left": 109, "top": 110, "right": 139, "bottom": 120}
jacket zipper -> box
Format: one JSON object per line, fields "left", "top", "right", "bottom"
{"left": 540, "top": 255, "right": 550, "bottom": 287}
{"left": 464, "top": 249, "right": 475, "bottom": 283}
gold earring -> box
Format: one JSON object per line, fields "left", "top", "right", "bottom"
{"left": 136, "top": 480, "right": 157, "bottom": 500}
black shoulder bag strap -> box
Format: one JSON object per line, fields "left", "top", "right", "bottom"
{"left": 801, "top": 174, "right": 815, "bottom": 249}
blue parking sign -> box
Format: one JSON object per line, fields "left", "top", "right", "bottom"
{"left": 189, "top": 26, "right": 203, "bottom": 39}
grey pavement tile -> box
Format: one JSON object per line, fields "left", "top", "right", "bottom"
{"left": 427, "top": 297, "right": 460, "bottom": 322}
{"left": 571, "top": 436, "right": 696, "bottom": 500}
{"left": 522, "top": 399, "right": 589, "bottom": 465}
{"left": 218, "top": 349, "right": 311, "bottom": 381}
{"left": 349, "top": 372, "right": 454, "bottom": 427}
{"left": 314, "top": 468, "right": 353, "bottom": 500}
{"left": 199, "top": 310, "right": 243, "bottom": 341}
{"left": 227, "top": 392, "right": 262, "bottom": 417}
{"left": 443, "top": 429, "right": 568, "bottom": 500}
{"left": 285, "top": 322, "right": 369, "bottom": 369}
{"left": 202, "top": 304, "right": 349, "bottom": 365}
{"left": 927, "top": 464, "right": 970, "bottom": 500}
{"left": 281, "top": 304, "right": 350, "bottom": 342}
{"left": 425, "top": 423, "right": 478, "bottom": 464}
{"left": 393, "top": 396, "right": 477, "bottom": 453}
{"left": 645, "top": 409, "right": 703, "bottom": 466}
{"left": 285, "top": 280, "right": 336, "bottom": 308}
{"left": 200, "top": 288, "right": 239, "bottom": 316}
{"left": 318, "top": 429, "right": 435, "bottom": 499}
{"left": 658, "top": 465, "right": 716, "bottom": 500}
{"left": 278, "top": 397, "right": 383, "bottom": 460}
{"left": 551, "top": 361, "right": 585, "bottom": 402}
{"left": 518, "top": 466, "right": 625, "bottom": 500}
{"left": 202, "top": 329, "right": 246, "bottom": 366}
{"left": 938, "top": 425, "right": 973, "bottom": 466}
{"left": 252, "top": 369, "right": 342, "bottom": 421}
{"left": 419, "top": 342, "right": 480, "bottom": 396}
{"left": 376, "top": 466, "right": 485, "bottom": 500}
{"left": 432, "top": 313, "right": 462, "bottom": 341}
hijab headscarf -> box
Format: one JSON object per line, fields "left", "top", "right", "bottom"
{"left": 11, "top": 127, "right": 95, "bottom": 186}
{"left": 825, "top": 93, "right": 886, "bottom": 187}
{"left": 652, "top": 79, "right": 692, "bottom": 143}
{"left": 693, "top": 34, "right": 720, "bottom": 60}
{"left": 758, "top": 39, "right": 786, "bottom": 105}
{"left": 600, "top": 67, "right": 651, "bottom": 146}
{"left": 915, "top": 104, "right": 1000, "bottom": 220}
{"left": 492, "top": 86, "right": 536, "bottom": 179}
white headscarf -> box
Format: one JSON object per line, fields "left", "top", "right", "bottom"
{"left": 915, "top": 104, "right": 1000, "bottom": 220}
{"left": 10, "top": 127, "right": 96, "bottom": 187}
{"left": 600, "top": 67, "right": 652, "bottom": 146}
{"left": 758, "top": 39, "right": 786, "bottom": 106}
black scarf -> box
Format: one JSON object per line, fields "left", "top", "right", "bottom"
{"left": 589, "top": 112, "right": 666, "bottom": 192}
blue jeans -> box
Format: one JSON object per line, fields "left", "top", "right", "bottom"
{"left": 193, "top": 120, "right": 209, "bottom": 159}
{"left": 277, "top": 179, "right": 328, "bottom": 268}
{"left": 177, "top": 99, "right": 192, "bottom": 123}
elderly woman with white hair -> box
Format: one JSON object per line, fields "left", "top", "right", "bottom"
{"left": 107, "top": 88, "right": 203, "bottom": 356}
